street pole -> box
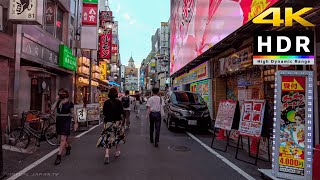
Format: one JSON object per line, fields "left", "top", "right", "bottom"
{"left": 88, "top": 50, "right": 92, "bottom": 104}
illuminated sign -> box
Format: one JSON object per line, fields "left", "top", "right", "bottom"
{"left": 173, "top": 61, "right": 208, "bottom": 86}
{"left": 78, "top": 77, "right": 99, "bottom": 86}
{"left": 82, "top": 3, "right": 97, "bottom": 25}
{"left": 253, "top": 7, "right": 314, "bottom": 27}
{"left": 272, "top": 71, "right": 313, "bottom": 179}
{"left": 99, "top": 29, "right": 112, "bottom": 59}
{"left": 9, "top": 0, "right": 44, "bottom": 25}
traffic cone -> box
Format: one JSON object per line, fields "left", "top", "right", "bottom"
{"left": 250, "top": 137, "right": 260, "bottom": 155}
{"left": 217, "top": 129, "right": 227, "bottom": 140}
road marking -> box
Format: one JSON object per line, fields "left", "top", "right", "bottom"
{"left": 75, "top": 123, "right": 102, "bottom": 138}
{"left": 186, "top": 132, "right": 255, "bottom": 180}
{"left": 7, "top": 123, "right": 102, "bottom": 180}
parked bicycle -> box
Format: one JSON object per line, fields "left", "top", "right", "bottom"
{"left": 8, "top": 110, "right": 59, "bottom": 149}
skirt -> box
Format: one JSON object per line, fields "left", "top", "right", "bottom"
{"left": 56, "top": 116, "right": 71, "bottom": 136}
{"left": 96, "top": 121, "right": 125, "bottom": 149}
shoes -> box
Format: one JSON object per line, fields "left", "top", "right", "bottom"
{"left": 150, "top": 139, "right": 154, "bottom": 143}
{"left": 115, "top": 151, "right": 121, "bottom": 158}
{"left": 66, "top": 146, "right": 71, "bottom": 155}
{"left": 155, "top": 143, "right": 159, "bottom": 148}
{"left": 54, "top": 155, "right": 61, "bottom": 165}
{"left": 104, "top": 156, "right": 110, "bottom": 164}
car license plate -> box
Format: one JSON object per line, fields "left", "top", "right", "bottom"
{"left": 188, "top": 120, "right": 197, "bottom": 125}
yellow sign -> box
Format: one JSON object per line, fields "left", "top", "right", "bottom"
{"left": 78, "top": 77, "right": 99, "bottom": 86}
{"left": 281, "top": 79, "right": 304, "bottom": 91}
{"left": 99, "top": 61, "right": 107, "bottom": 81}
{"left": 279, "top": 156, "right": 304, "bottom": 169}
{"left": 253, "top": 7, "right": 314, "bottom": 27}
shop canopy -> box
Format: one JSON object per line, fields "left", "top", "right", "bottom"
{"left": 109, "top": 81, "right": 120, "bottom": 87}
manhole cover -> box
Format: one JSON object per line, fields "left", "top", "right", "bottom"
{"left": 168, "top": 145, "right": 191, "bottom": 152}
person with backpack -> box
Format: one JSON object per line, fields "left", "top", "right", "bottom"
{"left": 146, "top": 87, "right": 165, "bottom": 147}
{"left": 120, "top": 90, "right": 135, "bottom": 129}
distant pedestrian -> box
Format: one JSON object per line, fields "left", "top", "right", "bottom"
{"left": 97, "top": 88, "right": 125, "bottom": 164}
{"left": 146, "top": 87, "right": 165, "bottom": 147}
{"left": 51, "top": 88, "right": 78, "bottom": 165}
{"left": 120, "top": 90, "right": 135, "bottom": 129}
{"left": 135, "top": 92, "right": 142, "bottom": 118}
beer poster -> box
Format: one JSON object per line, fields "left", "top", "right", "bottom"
{"left": 238, "top": 100, "right": 265, "bottom": 137}
{"left": 278, "top": 76, "right": 306, "bottom": 175}
{"left": 214, "top": 100, "right": 237, "bottom": 130}
{"left": 273, "top": 71, "right": 313, "bottom": 180}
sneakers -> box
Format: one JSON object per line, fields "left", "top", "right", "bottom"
{"left": 54, "top": 155, "right": 61, "bottom": 165}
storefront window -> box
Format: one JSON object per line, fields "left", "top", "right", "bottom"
{"left": 45, "top": 0, "right": 55, "bottom": 36}
{"left": 56, "top": 7, "right": 64, "bottom": 41}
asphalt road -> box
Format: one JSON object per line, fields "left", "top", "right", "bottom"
{"left": 13, "top": 110, "right": 251, "bottom": 180}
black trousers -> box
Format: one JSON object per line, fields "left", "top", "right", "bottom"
{"left": 149, "top": 112, "right": 161, "bottom": 143}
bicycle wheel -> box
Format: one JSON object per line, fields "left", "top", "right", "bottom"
{"left": 44, "top": 123, "right": 60, "bottom": 146}
{"left": 8, "top": 128, "right": 31, "bottom": 149}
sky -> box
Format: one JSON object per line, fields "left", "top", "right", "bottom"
{"left": 108, "top": 0, "right": 170, "bottom": 68}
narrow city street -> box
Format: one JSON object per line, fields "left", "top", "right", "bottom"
{"left": 3, "top": 108, "right": 263, "bottom": 180}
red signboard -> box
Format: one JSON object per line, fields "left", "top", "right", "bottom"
{"left": 112, "top": 44, "right": 118, "bottom": 54}
{"left": 45, "top": 2, "right": 55, "bottom": 24}
{"left": 82, "top": 3, "right": 98, "bottom": 25}
{"left": 99, "top": 29, "right": 112, "bottom": 59}
{"left": 214, "top": 100, "right": 237, "bottom": 130}
{"left": 100, "top": 11, "right": 113, "bottom": 27}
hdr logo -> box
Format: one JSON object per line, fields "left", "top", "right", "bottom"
{"left": 253, "top": 31, "right": 314, "bottom": 65}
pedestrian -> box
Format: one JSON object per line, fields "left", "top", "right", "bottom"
{"left": 146, "top": 87, "right": 165, "bottom": 147}
{"left": 97, "top": 87, "right": 125, "bottom": 164}
{"left": 135, "top": 92, "right": 142, "bottom": 118}
{"left": 120, "top": 90, "right": 135, "bottom": 129}
{"left": 50, "top": 88, "right": 78, "bottom": 165}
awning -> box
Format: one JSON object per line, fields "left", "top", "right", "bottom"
{"left": 109, "top": 81, "right": 120, "bottom": 87}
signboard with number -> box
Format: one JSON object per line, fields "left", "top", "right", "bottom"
{"left": 238, "top": 100, "right": 266, "bottom": 137}
{"left": 82, "top": 3, "right": 97, "bottom": 25}
{"left": 273, "top": 71, "right": 314, "bottom": 180}
{"left": 9, "top": 0, "right": 43, "bottom": 24}
{"left": 214, "top": 100, "right": 237, "bottom": 130}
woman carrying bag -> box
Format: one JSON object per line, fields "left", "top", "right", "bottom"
{"left": 97, "top": 88, "right": 125, "bottom": 164}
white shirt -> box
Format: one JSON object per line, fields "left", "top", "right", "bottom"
{"left": 120, "top": 95, "right": 135, "bottom": 111}
{"left": 146, "top": 96, "right": 165, "bottom": 112}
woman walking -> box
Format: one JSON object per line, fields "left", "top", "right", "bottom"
{"left": 51, "top": 88, "right": 78, "bottom": 165}
{"left": 135, "top": 92, "right": 142, "bottom": 118}
{"left": 97, "top": 88, "right": 125, "bottom": 164}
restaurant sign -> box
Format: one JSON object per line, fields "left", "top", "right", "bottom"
{"left": 173, "top": 61, "right": 209, "bottom": 86}
{"left": 272, "top": 71, "right": 313, "bottom": 180}
{"left": 82, "top": 3, "right": 98, "bottom": 25}
{"left": 9, "top": 0, "right": 43, "bottom": 25}
{"left": 59, "top": 45, "right": 77, "bottom": 71}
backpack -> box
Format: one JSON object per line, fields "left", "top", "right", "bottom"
{"left": 122, "top": 96, "right": 130, "bottom": 108}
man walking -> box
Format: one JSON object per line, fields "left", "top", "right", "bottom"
{"left": 120, "top": 90, "right": 135, "bottom": 129}
{"left": 146, "top": 87, "right": 164, "bottom": 147}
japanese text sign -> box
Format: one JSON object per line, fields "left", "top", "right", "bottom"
{"left": 100, "top": 11, "right": 113, "bottom": 27}
{"left": 112, "top": 44, "right": 118, "bottom": 54}
{"left": 59, "top": 45, "right": 77, "bottom": 71}
{"left": 239, "top": 100, "right": 265, "bottom": 137}
{"left": 45, "top": 2, "right": 55, "bottom": 24}
{"left": 99, "top": 29, "right": 112, "bottom": 59}
{"left": 214, "top": 100, "right": 237, "bottom": 130}
{"left": 82, "top": 3, "right": 97, "bottom": 25}
{"left": 99, "top": 61, "right": 107, "bottom": 81}
{"left": 273, "top": 71, "right": 314, "bottom": 180}
{"left": 9, "top": 0, "right": 43, "bottom": 24}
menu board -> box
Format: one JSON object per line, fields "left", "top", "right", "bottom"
{"left": 239, "top": 100, "right": 265, "bottom": 137}
{"left": 74, "top": 104, "right": 87, "bottom": 123}
{"left": 86, "top": 103, "right": 100, "bottom": 121}
{"left": 278, "top": 76, "right": 306, "bottom": 175}
{"left": 214, "top": 100, "right": 237, "bottom": 130}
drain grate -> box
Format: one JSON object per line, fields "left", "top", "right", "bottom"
{"left": 168, "top": 145, "right": 191, "bottom": 152}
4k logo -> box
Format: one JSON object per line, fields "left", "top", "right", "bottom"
{"left": 253, "top": 7, "right": 314, "bottom": 27}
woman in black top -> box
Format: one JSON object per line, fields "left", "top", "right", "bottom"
{"left": 97, "top": 88, "right": 125, "bottom": 164}
{"left": 51, "top": 88, "right": 78, "bottom": 165}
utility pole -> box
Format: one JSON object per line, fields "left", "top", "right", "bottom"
{"left": 0, "top": 102, "right": 5, "bottom": 179}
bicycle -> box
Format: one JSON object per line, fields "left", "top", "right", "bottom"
{"left": 8, "top": 110, "right": 60, "bottom": 149}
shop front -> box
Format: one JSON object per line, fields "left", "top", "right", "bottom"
{"left": 172, "top": 61, "right": 213, "bottom": 119}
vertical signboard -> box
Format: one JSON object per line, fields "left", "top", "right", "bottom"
{"left": 214, "top": 100, "right": 237, "bottom": 130}
{"left": 82, "top": 3, "right": 98, "bottom": 25}
{"left": 99, "top": 61, "right": 107, "bottom": 81}
{"left": 238, "top": 100, "right": 266, "bottom": 137}
{"left": 273, "top": 71, "right": 313, "bottom": 180}
{"left": 100, "top": 11, "right": 112, "bottom": 27}
{"left": 99, "top": 28, "right": 112, "bottom": 59}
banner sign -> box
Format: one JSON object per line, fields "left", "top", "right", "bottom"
{"left": 99, "top": 61, "right": 107, "bottom": 81}
{"left": 273, "top": 71, "right": 313, "bottom": 180}
{"left": 59, "top": 45, "right": 77, "bottom": 71}
{"left": 239, "top": 100, "right": 266, "bottom": 137}
{"left": 82, "top": 3, "right": 98, "bottom": 25}
{"left": 99, "top": 29, "right": 112, "bottom": 59}
{"left": 214, "top": 100, "right": 237, "bottom": 130}
{"left": 100, "top": 11, "right": 113, "bottom": 27}
{"left": 112, "top": 44, "right": 118, "bottom": 54}
{"left": 173, "top": 61, "right": 209, "bottom": 86}
{"left": 45, "top": 2, "right": 55, "bottom": 24}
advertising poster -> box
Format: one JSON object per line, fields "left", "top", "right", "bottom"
{"left": 170, "top": 0, "right": 278, "bottom": 74}
{"left": 278, "top": 76, "right": 306, "bottom": 175}
{"left": 214, "top": 100, "right": 237, "bottom": 130}
{"left": 74, "top": 105, "right": 87, "bottom": 123}
{"left": 239, "top": 100, "right": 265, "bottom": 137}
{"left": 86, "top": 103, "right": 100, "bottom": 121}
